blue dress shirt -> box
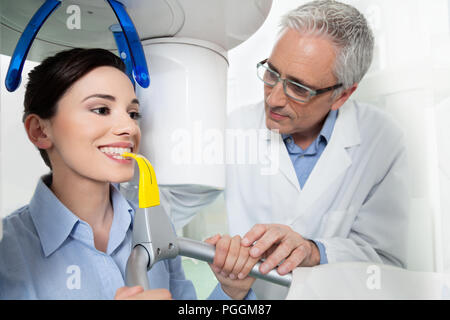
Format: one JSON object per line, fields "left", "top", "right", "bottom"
{"left": 282, "top": 110, "right": 338, "bottom": 265}
{"left": 0, "top": 175, "right": 254, "bottom": 300}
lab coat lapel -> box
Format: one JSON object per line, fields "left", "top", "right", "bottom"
{"left": 261, "top": 101, "right": 361, "bottom": 209}
{"left": 298, "top": 101, "right": 361, "bottom": 213}
{"left": 261, "top": 113, "right": 301, "bottom": 192}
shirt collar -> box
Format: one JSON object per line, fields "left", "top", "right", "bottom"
{"left": 282, "top": 109, "right": 338, "bottom": 148}
{"left": 107, "top": 183, "right": 136, "bottom": 255}
{"left": 29, "top": 175, "right": 135, "bottom": 257}
{"left": 320, "top": 109, "right": 338, "bottom": 143}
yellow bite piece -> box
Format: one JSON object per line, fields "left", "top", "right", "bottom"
{"left": 121, "top": 152, "right": 160, "bottom": 208}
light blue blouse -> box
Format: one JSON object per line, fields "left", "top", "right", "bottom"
{"left": 0, "top": 175, "right": 252, "bottom": 300}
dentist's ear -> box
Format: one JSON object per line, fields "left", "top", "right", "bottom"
{"left": 331, "top": 83, "right": 358, "bottom": 111}
{"left": 24, "top": 114, "right": 53, "bottom": 150}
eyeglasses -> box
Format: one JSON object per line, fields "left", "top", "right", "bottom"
{"left": 256, "top": 59, "right": 343, "bottom": 103}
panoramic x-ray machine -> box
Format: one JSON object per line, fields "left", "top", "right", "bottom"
{"left": 1, "top": 0, "right": 292, "bottom": 288}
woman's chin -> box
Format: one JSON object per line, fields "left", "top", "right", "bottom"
{"left": 106, "top": 171, "right": 135, "bottom": 184}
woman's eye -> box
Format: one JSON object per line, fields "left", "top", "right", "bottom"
{"left": 129, "top": 111, "right": 142, "bottom": 120}
{"left": 91, "top": 106, "right": 110, "bottom": 115}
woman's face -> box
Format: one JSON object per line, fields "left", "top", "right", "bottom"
{"left": 44, "top": 66, "right": 141, "bottom": 184}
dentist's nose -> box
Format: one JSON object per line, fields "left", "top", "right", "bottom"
{"left": 265, "top": 81, "right": 287, "bottom": 107}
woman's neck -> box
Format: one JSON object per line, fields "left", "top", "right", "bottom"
{"left": 49, "top": 167, "right": 114, "bottom": 252}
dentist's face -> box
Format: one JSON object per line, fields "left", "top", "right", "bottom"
{"left": 264, "top": 28, "right": 342, "bottom": 136}
{"left": 45, "top": 66, "right": 141, "bottom": 183}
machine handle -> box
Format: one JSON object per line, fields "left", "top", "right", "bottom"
{"left": 110, "top": 24, "right": 135, "bottom": 88}
{"left": 106, "top": 0, "right": 150, "bottom": 88}
{"left": 178, "top": 237, "right": 292, "bottom": 287}
{"left": 5, "top": 0, "right": 61, "bottom": 92}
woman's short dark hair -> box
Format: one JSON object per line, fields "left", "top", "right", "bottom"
{"left": 23, "top": 48, "right": 127, "bottom": 169}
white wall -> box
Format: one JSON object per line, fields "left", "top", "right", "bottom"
{"left": 1, "top": 56, "right": 49, "bottom": 219}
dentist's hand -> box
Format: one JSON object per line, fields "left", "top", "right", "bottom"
{"left": 241, "top": 224, "right": 320, "bottom": 275}
{"left": 114, "top": 286, "right": 172, "bottom": 300}
{"left": 205, "top": 234, "right": 258, "bottom": 300}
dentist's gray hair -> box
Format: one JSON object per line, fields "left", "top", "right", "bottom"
{"left": 280, "top": 0, "right": 374, "bottom": 97}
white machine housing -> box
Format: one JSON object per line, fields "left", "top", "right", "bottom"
{"left": 0, "top": 0, "right": 274, "bottom": 239}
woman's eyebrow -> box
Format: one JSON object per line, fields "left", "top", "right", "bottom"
{"left": 82, "top": 94, "right": 139, "bottom": 105}
{"left": 82, "top": 94, "right": 115, "bottom": 102}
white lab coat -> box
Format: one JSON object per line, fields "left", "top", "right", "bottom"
{"left": 158, "top": 99, "right": 410, "bottom": 299}
{"left": 224, "top": 100, "right": 410, "bottom": 299}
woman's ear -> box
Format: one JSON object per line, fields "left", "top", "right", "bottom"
{"left": 24, "top": 114, "right": 53, "bottom": 150}
{"left": 331, "top": 83, "right": 358, "bottom": 111}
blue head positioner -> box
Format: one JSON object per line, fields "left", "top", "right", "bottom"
{"left": 4, "top": 0, "right": 150, "bottom": 92}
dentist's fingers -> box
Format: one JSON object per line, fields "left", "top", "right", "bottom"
{"left": 258, "top": 236, "right": 299, "bottom": 274}
{"left": 248, "top": 225, "right": 287, "bottom": 258}
{"left": 241, "top": 224, "right": 270, "bottom": 247}
{"left": 276, "top": 245, "right": 308, "bottom": 275}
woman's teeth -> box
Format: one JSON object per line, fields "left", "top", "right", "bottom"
{"left": 99, "top": 147, "right": 131, "bottom": 160}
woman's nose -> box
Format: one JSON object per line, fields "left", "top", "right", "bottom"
{"left": 112, "top": 112, "right": 140, "bottom": 137}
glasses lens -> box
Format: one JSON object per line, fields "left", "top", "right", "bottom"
{"left": 285, "top": 81, "right": 310, "bottom": 102}
{"left": 258, "top": 64, "right": 278, "bottom": 86}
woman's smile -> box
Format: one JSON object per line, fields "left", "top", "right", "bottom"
{"left": 98, "top": 144, "right": 134, "bottom": 163}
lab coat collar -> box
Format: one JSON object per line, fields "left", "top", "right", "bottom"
{"left": 260, "top": 100, "right": 360, "bottom": 148}
{"left": 29, "top": 175, "right": 135, "bottom": 257}
{"left": 332, "top": 99, "right": 361, "bottom": 149}
{"left": 261, "top": 100, "right": 361, "bottom": 194}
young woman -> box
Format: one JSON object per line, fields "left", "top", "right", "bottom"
{"left": 0, "top": 48, "right": 257, "bottom": 300}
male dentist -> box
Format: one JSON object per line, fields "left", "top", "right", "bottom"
{"left": 162, "top": 0, "right": 410, "bottom": 299}
{"left": 219, "top": 0, "right": 410, "bottom": 299}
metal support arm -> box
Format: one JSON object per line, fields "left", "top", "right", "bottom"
{"left": 178, "top": 237, "right": 292, "bottom": 287}
{"left": 125, "top": 245, "right": 151, "bottom": 290}
{"left": 125, "top": 214, "right": 292, "bottom": 290}
{"left": 124, "top": 179, "right": 292, "bottom": 293}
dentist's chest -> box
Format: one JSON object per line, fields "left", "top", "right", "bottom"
{"left": 232, "top": 137, "right": 371, "bottom": 239}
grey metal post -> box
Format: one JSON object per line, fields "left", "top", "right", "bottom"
{"left": 125, "top": 245, "right": 151, "bottom": 290}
